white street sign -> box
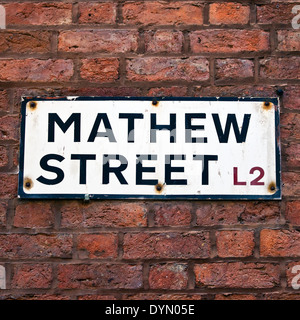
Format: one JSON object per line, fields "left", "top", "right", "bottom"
{"left": 19, "top": 97, "right": 281, "bottom": 200}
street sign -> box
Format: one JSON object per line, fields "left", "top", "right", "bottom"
{"left": 18, "top": 97, "right": 281, "bottom": 200}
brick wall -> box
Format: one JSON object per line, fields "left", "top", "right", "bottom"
{"left": 0, "top": 0, "right": 299, "bottom": 300}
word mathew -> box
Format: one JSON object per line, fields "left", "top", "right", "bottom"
{"left": 37, "top": 112, "right": 251, "bottom": 186}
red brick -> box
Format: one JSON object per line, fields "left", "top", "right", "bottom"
{"left": 123, "top": 1, "right": 204, "bottom": 26}
{"left": 190, "top": 30, "right": 269, "bottom": 53}
{"left": 0, "top": 294, "right": 71, "bottom": 300}
{"left": 76, "top": 234, "right": 118, "bottom": 259}
{"left": 78, "top": 2, "right": 117, "bottom": 24}
{"left": 0, "top": 115, "right": 20, "bottom": 142}
{"left": 257, "top": 4, "right": 295, "bottom": 24}
{"left": 282, "top": 142, "right": 300, "bottom": 168}
{"left": 58, "top": 30, "right": 138, "bottom": 53}
{"left": 194, "top": 262, "right": 280, "bottom": 288}
{"left": 11, "top": 264, "right": 52, "bottom": 289}
{"left": 152, "top": 203, "right": 192, "bottom": 226}
{"left": 60, "top": 201, "right": 147, "bottom": 228}
{"left": 5, "top": 3, "right": 72, "bottom": 26}
{"left": 260, "top": 57, "right": 300, "bottom": 80}
{"left": 282, "top": 86, "right": 300, "bottom": 110}
{"left": 147, "top": 86, "right": 188, "bottom": 97}
{"left": 149, "top": 263, "right": 188, "bottom": 290}
{"left": 144, "top": 30, "right": 184, "bottom": 53}
{"left": 0, "top": 90, "right": 9, "bottom": 113}
{"left": 123, "top": 232, "right": 210, "bottom": 259}
{"left": 216, "top": 230, "right": 255, "bottom": 257}
{"left": 215, "top": 59, "right": 254, "bottom": 81}
{"left": 85, "top": 202, "right": 147, "bottom": 228}
{"left": 0, "top": 234, "right": 72, "bottom": 259}
{"left": 281, "top": 113, "right": 300, "bottom": 141}
{"left": 277, "top": 31, "right": 300, "bottom": 52}
{"left": 0, "top": 59, "right": 74, "bottom": 82}
{"left": 0, "top": 31, "right": 52, "bottom": 54}
{"left": 80, "top": 58, "right": 119, "bottom": 83}
{"left": 126, "top": 57, "right": 209, "bottom": 82}
{"left": 215, "top": 294, "right": 256, "bottom": 300}
{"left": 195, "top": 201, "right": 280, "bottom": 226}
{"left": 282, "top": 172, "right": 300, "bottom": 197}
{"left": 58, "top": 264, "right": 143, "bottom": 289}
{"left": 260, "top": 229, "right": 300, "bottom": 257}
{"left": 77, "top": 295, "right": 117, "bottom": 300}
{"left": 285, "top": 201, "right": 300, "bottom": 225}
{"left": 123, "top": 293, "right": 203, "bottom": 300}
{"left": 286, "top": 261, "right": 300, "bottom": 289}
{"left": 0, "top": 201, "right": 7, "bottom": 227}
{"left": 14, "top": 202, "right": 54, "bottom": 229}
{"left": 195, "top": 85, "right": 277, "bottom": 99}
{"left": 0, "top": 174, "right": 18, "bottom": 199}
{"left": 262, "top": 293, "right": 300, "bottom": 300}
{"left": 209, "top": 3, "right": 250, "bottom": 25}
{"left": 0, "top": 146, "right": 9, "bottom": 168}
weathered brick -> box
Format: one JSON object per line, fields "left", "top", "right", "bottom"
{"left": 5, "top": 2, "right": 72, "bottom": 26}
{"left": 190, "top": 30, "right": 269, "bottom": 53}
{"left": 80, "top": 58, "right": 119, "bottom": 83}
{"left": 78, "top": 2, "right": 117, "bottom": 24}
{"left": 262, "top": 293, "right": 300, "bottom": 300}
{"left": 0, "top": 90, "right": 9, "bottom": 113}
{"left": 152, "top": 203, "right": 192, "bottom": 226}
{"left": 260, "top": 57, "right": 300, "bottom": 80}
{"left": 58, "top": 30, "right": 138, "bottom": 53}
{"left": 194, "top": 262, "right": 280, "bottom": 288}
{"left": 60, "top": 201, "right": 147, "bottom": 228}
{"left": 147, "top": 86, "right": 188, "bottom": 97}
{"left": 144, "top": 30, "right": 184, "bottom": 53}
{"left": 0, "top": 59, "right": 74, "bottom": 82}
{"left": 126, "top": 57, "right": 209, "bottom": 82}
{"left": 149, "top": 263, "right": 188, "bottom": 290}
{"left": 215, "top": 59, "right": 254, "bottom": 81}
{"left": 77, "top": 295, "right": 117, "bottom": 300}
{"left": 282, "top": 172, "right": 300, "bottom": 197}
{"left": 0, "top": 234, "right": 72, "bottom": 259}
{"left": 209, "top": 3, "right": 250, "bottom": 25}
{"left": 0, "top": 115, "right": 20, "bottom": 142}
{"left": 123, "top": 1, "right": 204, "bottom": 26}
{"left": 282, "top": 142, "right": 300, "bottom": 168}
{"left": 195, "top": 201, "right": 280, "bottom": 226}
{"left": 0, "top": 145, "right": 9, "bottom": 168}
{"left": 0, "top": 294, "right": 71, "bottom": 300}
{"left": 76, "top": 234, "right": 118, "bottom": 259}
{"left": 11, "top": 264, "right": 52, "bottom": 289}
{"left": 58, "top": 264, "right": 143, "bottom": 289}
{"left": 277, "top": 31, "right": 300, "bottom": 52}
{"left": 194, "top": 85, "right": 277, "bottom": 99}
{"left": 282, "top": 86, "right": 300, "bottom": 110}
{"left": 216, "top": 230, "right": 255, "bottom": 257}
{"left": 14, "top": 202, "right": 54, "bottom": 229}
{"left": 285, "top": 201, "right": 300, "bottom": 225}
{"left": 123, "top": 293, "right": 203, "bottom": 300}
{"left": 123, "top": 232, "right": 210, "bottom": 259}
{"left": 215, "top": 294, "right": 256, "bottom": 300}
{"left": 0, "top": 31, "right": 52, "bottom": 54}
{"left": 257, "top": 4, "right": 295, "bottom": 24}
{"left": 281, "top": 113, "right": 300, "bottom": 141}
{"left": 0, "top": 173, "right": 18, "bottom": 199}
{"left": 260, "top": 229, "right": 300, "bottom": 257}
{"left": 0, "top": 201, "right": 7, "bottom": 227}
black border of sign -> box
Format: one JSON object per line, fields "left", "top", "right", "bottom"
{"left": 18, "top": 97, "right": 281, "bottom": 200}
